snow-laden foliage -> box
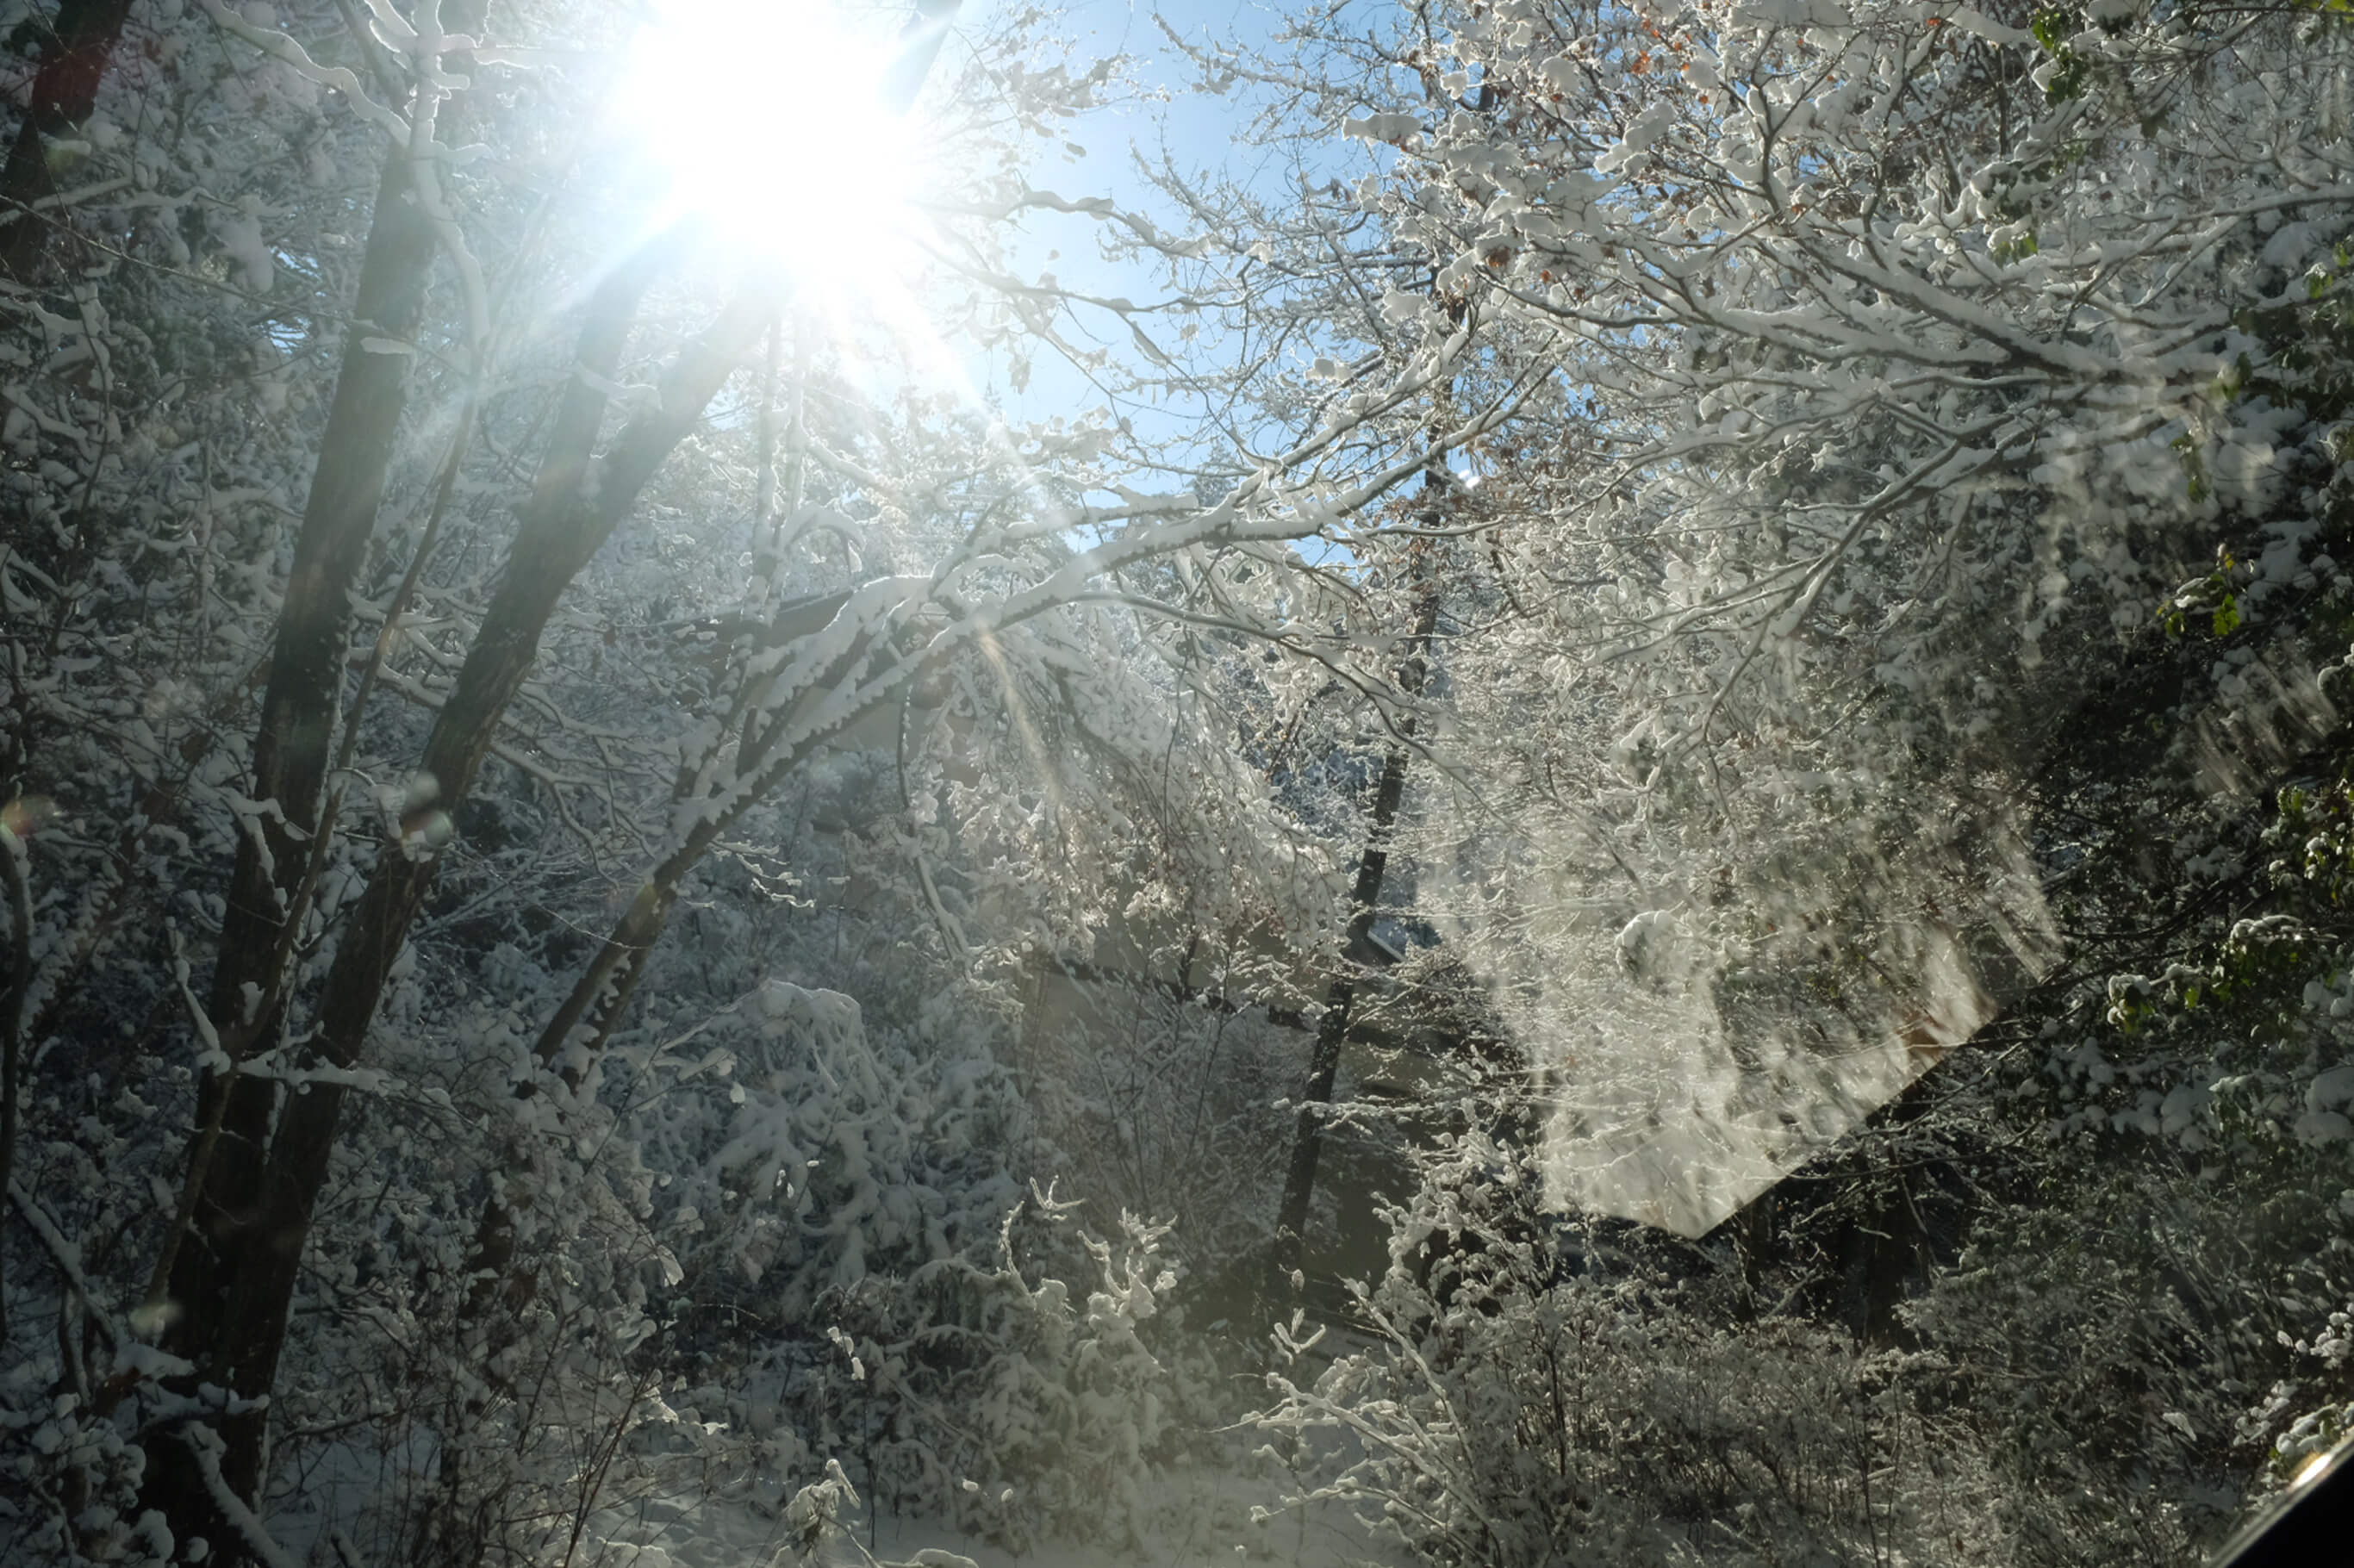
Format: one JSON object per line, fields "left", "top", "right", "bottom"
{"left": 10, "top": 0, "right": 2354, "bottom": 1564}
{"left": 1256, "top": 1129, "right": 2014, "bottom": 1567}
{"left": 782, "top": 1198, "right": 1205, "bottom": 1552}
{"left": 1268, "top": 0, "right": 2354, "bottom": 1228}
{"left": 0, "top": 0, "right": 1400, "bottom": 1559}
{"left": 1134, "top": 1, "right": 2354, "bottom": 1562}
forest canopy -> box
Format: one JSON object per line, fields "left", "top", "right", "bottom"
{"left": 1, "top": 1, "right": 2351, "bottom": 1565}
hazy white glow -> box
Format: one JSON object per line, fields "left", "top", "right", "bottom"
{"left": 607, "top": 1, "right": 1065, "bottom": 542}
{"left": 612, "top": 0, "right": 931, "bottom": 292}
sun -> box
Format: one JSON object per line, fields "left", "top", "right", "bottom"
{"left": 608, "top": 0, "right": 945, "bottom": 294}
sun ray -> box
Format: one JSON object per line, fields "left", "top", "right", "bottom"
{"left": 607, "top": 0, "right": 933, "bottom": 298}
{"left": 613, "top": 0, "right": 1110, "bottom": 584}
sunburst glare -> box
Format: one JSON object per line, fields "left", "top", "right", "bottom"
{"left": 607, "top": 0, "right": 943, "bottom": 296}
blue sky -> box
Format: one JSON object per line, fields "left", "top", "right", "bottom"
{"left": 1048, "top": 0, "right": 1289, "bottom": 160}
{"left": 951, "top": 1, "right": 1342, "bottom": 453}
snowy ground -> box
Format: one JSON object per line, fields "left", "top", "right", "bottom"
{"left": 585, "top": 1465, "right": 1401, "bottom": 1568}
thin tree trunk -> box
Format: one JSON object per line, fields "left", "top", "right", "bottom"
{"left": 0, "top": 819, "right": 32, "bottom": 1344}
{"left": 442, "top": 581, "right": 906, "bottom": 1369}
{"left": 0, "top": 0, "right": 136, "bottom": 284}
{"left": 142, "top": 15, "right": 488, "bottom": 1546}
{"left": 185, "top": 262, "right": 777, "bottom": 1512}
{"left": 172, "top": 17, "right": 488, "bottom": 1387}
{"left": 1271, "top": 586, "right": 1440, "bottom": 1289}
{"left": 523, "top": 594, "right": 882, "bottom": 1079}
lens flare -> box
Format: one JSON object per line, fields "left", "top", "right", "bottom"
{"left": 609, "top": 0, "right": 934, "bottom": 296}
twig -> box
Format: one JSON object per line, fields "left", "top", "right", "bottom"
{"left": 9, "top": 1177, "right": 121, "bottom": 1351}
{"left": 181, "top": 1425, "right": 304, "bottom": 1568}
{"left": 0, "top": 819, "right": 32, "bottom": 1342}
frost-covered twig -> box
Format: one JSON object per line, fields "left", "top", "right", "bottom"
{"left": 196, "top": 0, "right": 409, "bottom": 139}
{"left": 182, "top": 1425, "right": 305, "bottom": 1568}
{"left": 8, "top": 1177, "right": 121, "bottom": 1351}
{"left": 401, "top": 1, "right": 491, "bottom": 352}
{"left": 0, "top": 820, "right": 30, "bottom": 1253}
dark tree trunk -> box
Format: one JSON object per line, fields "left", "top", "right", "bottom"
{"left": 162, "top": 258, "right": 776, "bottom": 1533}
{"left": 146, "top": 15, "right": 489, "bottom": 1547}
{"left": 1271, "top": 587, "right": 1441, "bottom": 1288}
{"left": 172, "top": 60, "right": 483, "bottom": 1403}
{"left": 0, "top": 0, "right": 136, "bottom": 284}
{"left": 0, "top": 819, "right": 31, "bottom": 1344}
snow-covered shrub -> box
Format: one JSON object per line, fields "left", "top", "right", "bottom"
{"left": 0, "top": 1349, "right": 171, "bottom": 1568}
{"left": 685, "top": 1183, "right": 1209, "bottom": 1555}
{"left": 641, "top": 978, "right": 1024, "bottom": 1325}
{"left": 612, "top": 976, "right": 1202, "bottom": 1550}
{"left": 1256, "top": 1128, "right": 2014, "bottom": 1568}
{"left": 1909, "top": 1161, "right": 2354, "bottom": 1565}
{"left": 1905, "top": 1197, "right": 2243, "bottom": 1564}
{"left": 799, "top": 1195, "right": 1205, "bottom": 1552}
{"left": 237, "top": 1014, "right": 719, "bottom": 1568}
{"left": 1012, "top": 971, "right": 1309, "bottom": 1288}
{"left": 2247, "top": 1289, "right": 2354, "bottom": 1495}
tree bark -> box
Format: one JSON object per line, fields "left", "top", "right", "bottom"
{"left": 0, "top": 0, "right": 136, "bottom": 284}
{"left": 0, "top": 821, "right": 32, "bottom": 1344}
{"left": 1271, "top": 587, "right": 1440, "bottom": 1289}
{"left": 141, "top": 16, "right": 491, "bottom": 1548}
{"left": 172, "top": 32, "right": 485, "bottom": 1394}
{"left": 180, "top": 260, "right": 776, "bottom": 1516}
